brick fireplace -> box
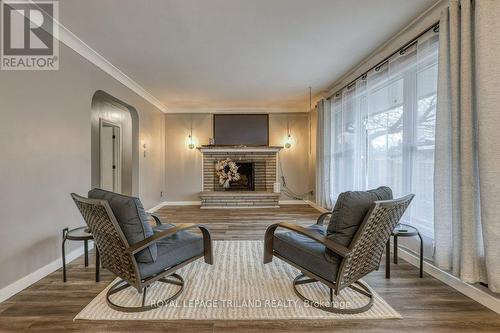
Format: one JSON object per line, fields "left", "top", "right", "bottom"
{"left": 198, "top": 146, "right": 282, "bottom": 208}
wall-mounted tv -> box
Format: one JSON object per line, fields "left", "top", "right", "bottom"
{"left": 213, "top": 114, "right": 269, "bottom": 146}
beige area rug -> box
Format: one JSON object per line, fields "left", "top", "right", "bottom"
{"left": 75, "top": 241, "right": 401, "bottom": 320}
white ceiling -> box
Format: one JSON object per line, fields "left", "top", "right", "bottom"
{"left": 60, "top": 0, "right": 437, "bottom": 113}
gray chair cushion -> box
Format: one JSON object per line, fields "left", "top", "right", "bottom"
{"left": 325, "top": 186, "right": 392, "bottom": 261}
{"left": 138, "top": 224, "right": 204, "bottom": 279}
{"left": 274, "top": 224, "right": 340, "bottom": 282}
{"left": 88, "top": 188, "right": 157, "bottom": 263}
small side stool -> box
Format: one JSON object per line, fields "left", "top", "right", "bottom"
{"left": 62, "top": 226, "right": 100, "bottom": 282}
{"left": 385, "top": 223, "right": 423, "bottom": 279}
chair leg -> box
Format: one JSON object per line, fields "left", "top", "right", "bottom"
{"left": 106, "top": 274, "right": 184, "bottom": 313}
{"left": 385, "top": 239, "right": 391, "bottom": 279}
{"left": 142, "top": 286, "right": 148, "bottom": 307}
{"left": 393, "top": 235, "right": 398, "bottom": 264}
{"left": 84, "top": 240, "right": 89, "bottom": 267}
{"left": 292, "top": 274, "right": 374, "bottom": 314}
{"left": 418, "top": 232, "right": 424, "bottom": 278}
{"left": 62, "top": 229, "right": 68, "bottom": 282}
{"left": 295, "top": 277, "right": 317, "bottom": 285}
{"left": 95, "top": 247, "right": 100, "bottom": 282}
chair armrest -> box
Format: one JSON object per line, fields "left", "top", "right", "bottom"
{"left": 316, "top": 212, "right": 332, "bottom": 225}
{"left": 264, "top": 222, "right": 350, "bottom": 264}
{"left": 126, "top": 223, "right": 213, "bottom": 264}
{"left": 148, "top": 213, "right": 163, "bottom": 226}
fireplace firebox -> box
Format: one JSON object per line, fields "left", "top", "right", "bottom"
{"left": 229, "top": 162, "right": 254, "bottom": 190}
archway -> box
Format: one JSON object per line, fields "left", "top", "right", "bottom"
{"left": 90, "top": 90, "right": 139, "bottom": 196}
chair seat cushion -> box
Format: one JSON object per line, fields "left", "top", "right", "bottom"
{"left": 273, "top": 224, "right": 340, "bottom": 282}
{"left": 138, "top": 224, "right": 204, "bottom": 279}
{"left": 88, "top": 188, "right": 157, "bottom": 263}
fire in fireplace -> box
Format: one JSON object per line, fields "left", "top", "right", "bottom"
{"left": 230, "top": 162, "right": 255, "bottom": 190}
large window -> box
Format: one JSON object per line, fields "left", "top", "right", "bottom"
{"left": 329, "top": 29, "right": 439, "bottom": 237}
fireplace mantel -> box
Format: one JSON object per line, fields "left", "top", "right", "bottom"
{"left": 197, "top": 146, "right": 283, "bottom": 153}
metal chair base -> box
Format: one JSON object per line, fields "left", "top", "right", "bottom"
{"left": 292, "top": 274, "right": 374, "bottom": 314}
{"left": 106, "top": 273, "right": 184, "bottom": 313}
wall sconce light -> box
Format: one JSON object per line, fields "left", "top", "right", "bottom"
{"left": 142, "top": 142, "right": 147, "bottom": 157}
{"left": 188, "top": 134, "right": 195, "bottom": 150}
{"left": 285, "top": 133, "right": 292, "bottom": 149}
{"left": 188, "top": 115, "right": 196, "bottom": 150}
{"left": 285, "top": 118, "right": 292, "bottom": 149}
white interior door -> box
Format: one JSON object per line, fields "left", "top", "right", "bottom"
{"left": 100, "top": 120, "right": 121, "bottom": 192}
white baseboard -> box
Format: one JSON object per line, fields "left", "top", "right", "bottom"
{"left": 146, "top": 201, "right": 169, "bottom": 213}
{"left": 200, "top": 205, "right": 280, "bottom": 209}
{"left": 304, "top": 200, "right": 328, "bottom": 213}
{"left": 397, "top": 247, "right": 500, "bottom": 315}
{"left": 0, "top": 244, "right": 93, "bottom": 303}
{"left": 157, "top": 200, "right": 308, "bottom": 207}
{"left": 279, "top": 199, "right": 307, "bottom": 205}
{"left": 162, "top": 201, "right": 201, "bottom": 206}
{"left": 160, "top": 199, "right": 306, "bottom": 208}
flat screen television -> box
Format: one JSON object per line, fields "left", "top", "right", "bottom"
{"left": 213, "top": 114, "right": 269, "bottom": 146}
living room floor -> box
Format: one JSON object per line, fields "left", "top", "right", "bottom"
{"left": 1, "top": 205, "right": 499, "bottom": 332}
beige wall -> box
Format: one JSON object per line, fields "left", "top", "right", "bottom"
{"left": 164, "top": 113, "right": 312, "bottom": 201}
{"left": 164, "top": 114, "right": 212, "bottom": 201}
{"left": 0, "top": 43, "right": 165, "bottom": 290}
{"left": 270, "top": 113, "right": 311, "bottom": 200}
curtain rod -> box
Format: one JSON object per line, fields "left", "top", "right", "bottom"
{"left": 327, "top": 21, "right": 439, "bottom": 100}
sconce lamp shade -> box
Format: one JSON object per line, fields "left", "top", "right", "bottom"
{"left": 285, "top": 134, "right": 292, "bottom": 149}
{"left": 188, "top": 135, "right": 195, "bottom": 149}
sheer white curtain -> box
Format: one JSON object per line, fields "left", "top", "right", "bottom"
{"left": 328, "top": 29, "right": 439, "bottom": 237}
{"left": 315, "top": 99, "right": 333, "bottom": 209}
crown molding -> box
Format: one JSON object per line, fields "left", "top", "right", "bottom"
{"left": 28, "top": 1, "right": 168, "bottom": 113}
{"left": 164, "top": 106, "right": 308, "bottom": 114}
{"left": 58, "top": 26, "right": 168, "bottom": 113}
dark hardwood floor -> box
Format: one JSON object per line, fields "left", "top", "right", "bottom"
{"left": 1, "top": 205, "right": 499, "bottom": 332}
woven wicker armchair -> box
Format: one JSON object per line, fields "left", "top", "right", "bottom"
{"left": 71, "top": 193, "right": 213, "bottom": 312}
{"left": 264, "top": 194, "right": 414, "bottom": 314}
